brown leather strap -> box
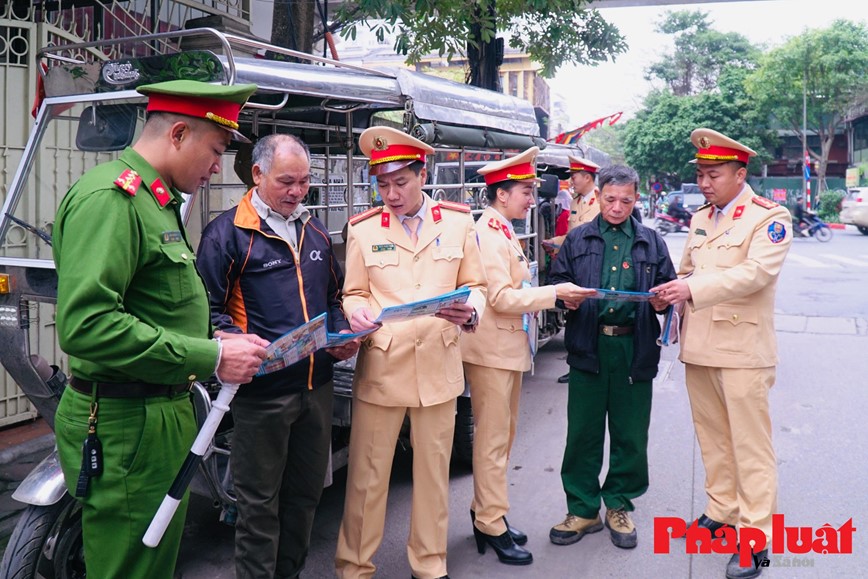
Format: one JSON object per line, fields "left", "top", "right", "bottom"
{"left": 599, "top": 324, "right": 635, "bottom": 337}
{"left": 69, "top": 377, "right": 190, "bottom": 398}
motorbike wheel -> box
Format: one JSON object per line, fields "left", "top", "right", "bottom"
{"left": 452, "top": 395, "right": 474, "bottom": 467}
{"left": 656, "top": 222, "right": 670, "bottom": 236}
{"left": 0, "top": 493, "right": 85, "bottom": 579}
{"left": 858, "top": 226, "right": 868, "bottom": 236}
{"left": 814, "top": 226, "right": 833, "bottom": 242}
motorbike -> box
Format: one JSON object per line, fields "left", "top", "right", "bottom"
{"left": 655, "top": 210, "right": 693, "bottom": 236}
{"left": 796, "top": 211, "right": 833, "bottom": 242}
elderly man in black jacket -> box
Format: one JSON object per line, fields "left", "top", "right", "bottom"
{"left": 548, "top": 164, "right": 676, "bottom": 551}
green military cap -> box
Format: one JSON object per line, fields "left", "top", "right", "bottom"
{"left": 138, "top": 79, "right": 258, "bottom": 143}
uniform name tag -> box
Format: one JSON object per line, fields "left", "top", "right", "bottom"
{"left": 372, "top": 243, "right": 396, "bottom": 252}
{"left": 162, "top": 230, "right": 183, "bottom": 243}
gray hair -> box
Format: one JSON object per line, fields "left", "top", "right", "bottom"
{"left": 598, "top": 164, "right": 639, "bottom": 194}
{"left": 252, "top": 133, "right": 310, "bottom": 174}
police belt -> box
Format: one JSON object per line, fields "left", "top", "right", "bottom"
{"left": 599, "top": 324, "right": 634, "bottom": 337}
{"left": 69, "top": 377, "right": 191, "bottom": 398}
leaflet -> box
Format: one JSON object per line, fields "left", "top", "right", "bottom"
{"left": 375, "top": 286, "right": 471, "bottom": 324}
{"left": 256, "top": 313, "right": 329, "bottom": 376}
{"left": 325, "top": 327, "right": 378, "bottom": 348}
{"left": 589, "top": 288, "right": 656, "bottom": 302}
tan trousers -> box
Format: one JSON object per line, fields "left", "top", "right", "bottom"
{"left": 464, "top": 363, "right": 522, "bottom": 536}
{"left": 685, "top": 364, "right": 778, "bottom": 539}
{"left": 335, "top": 397, "right": 456, "bottom": 579}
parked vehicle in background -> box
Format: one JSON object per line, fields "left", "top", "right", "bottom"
{"left": 839, "top": 187, "right": 868, "bottom": 235}
{"left": 656, "top": 185, "right": 705, "bottom": 215}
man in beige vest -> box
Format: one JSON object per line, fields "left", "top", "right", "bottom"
{"left": 544, "top": 155, "right": 601, "bottom": 383}
{"left": 335, "top": 126, "right": 487, "bottom": 579}
{"left": 652, "top": 128, "right": 792, "bottom": 579}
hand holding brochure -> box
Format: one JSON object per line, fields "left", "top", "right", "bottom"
{"left": 375, "top": 287, "right": 471, "bottom": 324}
{"left": 257, "top": 313, "right": 328, "bottom": 376}
{"left": 589, "top": 288, "right": 655, "bottom": 302}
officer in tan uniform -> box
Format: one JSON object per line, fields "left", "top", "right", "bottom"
{"left": 544, "top": 156, "right": 602, "bottom": 383}
{"left": 652, "top": 128, "right": 792, "bottom": 579}
{"left": 544, "top": 155, "right": 601, "bottom": 250}
{"left": 335, "top": 126, "right": 487, "bottom": 579}
{"left": 461, "top": 148, "right": 592, "bottom": 567}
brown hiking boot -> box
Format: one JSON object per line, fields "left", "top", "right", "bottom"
{"left": 605, "top": 508, "right": 637, "bottom": 549}
{"left": 549, "top": 513, "right": 604, "bottom": 545}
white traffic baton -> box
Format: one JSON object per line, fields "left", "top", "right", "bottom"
{"left": 142, "top": 382, "right": 239, "bottom": 548}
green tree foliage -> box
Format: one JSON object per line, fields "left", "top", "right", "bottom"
{"left": 645, "top": 10, "right": 760, "bottom": 96}
{"left": 623, "top": 67, "right": 768, "bottom": 185}
{"left": 333, "top": 0, "right": 627, "bottom": 78}
{"left": 745, "top": 20, "right": 868, "bottom": 193}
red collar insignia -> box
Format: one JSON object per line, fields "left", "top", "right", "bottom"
{"left": 733, "top": 205, "right": 745, "bottom": 219}
{"left": 501, "top": 223, "right": 512, "bottom": 239}
{"left": 150, "top": 179, "right": 171, "bottom": 207}
{"left": 381, "top": 212, "right": 391, "bottom": 228}
{"left": 588, "top": 197, "right": 595, "bottom": 206}
{"left": 114, "top": 169, "right": 141, "bottom": 196}
{"left": 431, "top": 205, "right": 442, "bottom": 223}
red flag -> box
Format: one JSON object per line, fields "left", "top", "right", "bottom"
{"left": 551, "top": 112, "right": 623, "bottom": 144}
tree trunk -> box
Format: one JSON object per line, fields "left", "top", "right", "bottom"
{"left": 271, "top": 0, "right": 315, "bottom": 58}
{"left": 466, "top": 0, "right": 500, "bottom": 91}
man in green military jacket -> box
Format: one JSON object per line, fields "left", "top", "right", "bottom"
{"left": 52, "top": 80, "right": 268, "bottom": 578}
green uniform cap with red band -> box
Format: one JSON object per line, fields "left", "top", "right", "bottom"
{"left": 137, "top": 80, "right": 257, "bottom": 143}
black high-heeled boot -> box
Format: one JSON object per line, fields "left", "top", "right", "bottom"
{"left": 470, "top": 510, "right": 528, "bottom": 546}
{"left": 473, "top": 526, "right": 533, "bottom": 565}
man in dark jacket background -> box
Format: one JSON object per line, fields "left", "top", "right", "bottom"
{"left": 547, "top": 164, "right": 675, "bottom": 552}
{"left": 197, "top": 133, "right": 359, "bottom": 578}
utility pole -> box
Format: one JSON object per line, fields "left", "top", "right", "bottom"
{"left": 802, "top": 49, "right": 810, "bottom": 210}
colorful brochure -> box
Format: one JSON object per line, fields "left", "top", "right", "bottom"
{"left": 375, "top": 286, "right": 471, "bottom": 324}
{"left": 325, "top": 327, "right": 378, "bottom": 348}
{"left": 589, "top": 288, "right": 655, "bottom": 302}
{"left": 256, "top": 313, "right": 329, "bottom": 376}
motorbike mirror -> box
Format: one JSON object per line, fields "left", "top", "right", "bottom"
{"left": 76, "top": 104, "right": 137, "bottom": 152}
{"left": 537, "top": 173, "right": 560, "bottom": 199}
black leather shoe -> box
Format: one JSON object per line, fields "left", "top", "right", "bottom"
{"left": 470, "top": 510, "right": 527, "bottom": 546}
{"left": 687, "top": 513, "right": 728, "bottom": 535}
{"left": 726, "top": 548, "right": 767, "bottom": 579}
{"left": 557, "top": 372, "right": 570, "bottom": 383}
{"left": 473, "top": 526, "right": 533, "bottom": 565}
{"left": 411, "top": 575, "right": 449, "bottom": 579}
{"left": 503, "top": 516, "right": 528, "bottom": 546}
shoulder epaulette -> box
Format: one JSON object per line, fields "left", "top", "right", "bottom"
{"left": 349, "top": 206, "right": 383, "bottom": 225}
{"left": 697, "top": 201, "right": 712, "bottom": 211}
{"left": 113, "top": 169, "right": 141, "bottom": 197}
{"left": 438, "top": 200, "right": 471, "bottom": 213}
{"left": 751, "top": 196, "right": 778, "bottom": 210}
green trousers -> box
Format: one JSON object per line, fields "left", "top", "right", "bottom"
{"left": 561, "top": 334, "right": 652, "bottom": 519}
{"left": 55, "top": 387, "right": 196, "bottom": 579}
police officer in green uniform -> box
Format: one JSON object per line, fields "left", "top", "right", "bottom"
{"left": 52, "top": 80, "right": 268, "bottom": 578}
{"left": 548, "top": 165, "right": 675, "bottom": 551}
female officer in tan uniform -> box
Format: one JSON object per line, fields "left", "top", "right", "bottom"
{"left": 461, "top": 148, "right": 593, "bottom": 566}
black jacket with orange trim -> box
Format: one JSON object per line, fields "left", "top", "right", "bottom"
{"left": 197, "top": 190, "right": 350, "bottom": 396}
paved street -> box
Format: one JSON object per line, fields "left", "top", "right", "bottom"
{"left": 2, "top": 223, "right": 867, "bottom": 578}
